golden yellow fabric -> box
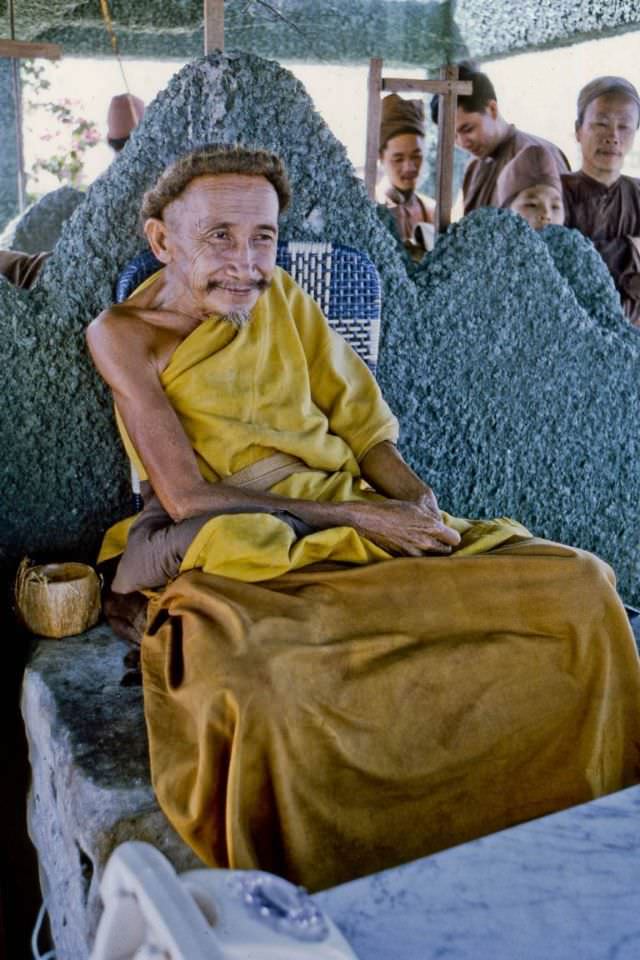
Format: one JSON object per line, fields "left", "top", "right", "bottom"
{"left": 117, "top": 266, "right": 399, "bottom": 483}
{"left": 100, "top": 266, "right": 531, "bottom": 574}
{"left": 142, "top": 538, "right": 640, "bottom": 891}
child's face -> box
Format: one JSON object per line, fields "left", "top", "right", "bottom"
{"left": 510, "top": 184, "right": 565, "bottom": 230}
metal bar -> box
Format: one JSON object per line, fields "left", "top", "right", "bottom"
{"left": 434, "top": 64, "right": 459, "bottom": 235}
{"left": 365, "top": 57, "right": 383, "bottom": 201}
{"left": 204, "top": 0, "right": 224, "bottom": 53}
{"left": 0, "top": 39, "right": 62, "bottom": 60}
{"left": 382, "top": 78, "right": 472, "bottom": 96}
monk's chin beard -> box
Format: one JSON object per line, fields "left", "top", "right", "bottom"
{"left": 220, "top": 309, "right": 252, "bottom": 329}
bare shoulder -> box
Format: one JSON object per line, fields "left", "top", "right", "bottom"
{"left": 86, "top": 303, "right": 163, "bottom": 395}
{"left": 87, "top": 303, "right": 152, "bottom": 360}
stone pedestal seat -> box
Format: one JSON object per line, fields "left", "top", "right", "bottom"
{"left": 21, "top": 623, "right": 201, "bottom": 960}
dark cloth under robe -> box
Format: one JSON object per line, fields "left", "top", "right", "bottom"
{"left": 463, "top": 125, "right": 569, "bottom": 215}
{"left": 562, "top": 170, "right": 640, "bottom": 327}
{"left": 377, "top": 184, "right": 435, "bottom": 260}
{"left": 0, "top": 249, "right": 50, "bottom": 289}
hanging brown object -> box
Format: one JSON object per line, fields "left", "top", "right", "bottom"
{"left": 14, "top": 558, "right": 101, "bottom": 638}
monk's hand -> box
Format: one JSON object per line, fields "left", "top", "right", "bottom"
{"left": 346, "top": 496, "right": 461, "bottom": 557}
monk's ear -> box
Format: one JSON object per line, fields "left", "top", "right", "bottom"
{"left": 485, "top": 99, "right": 499, "bottom": 121}
{"left": 144, "top": 217, "right": 172, "bottom": 264}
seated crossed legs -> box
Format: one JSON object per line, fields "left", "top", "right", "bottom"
{"left": 88, "top": 144, "right": 640, "bottom": 890}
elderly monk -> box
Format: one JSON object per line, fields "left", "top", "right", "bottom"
{"left": 376, "top": 93, "right": 435, "bottom": 259}
{"left": 497, "top": 144, "right": 565, "bottom": 230}
{"left": 431, "top": 62, "right": 569, "bottom": 215}
{"left": 562, "top": 76, "right": 640, "bottom": 327}
{"left": 88, "top": 144, "right": 640, "bottom": 892}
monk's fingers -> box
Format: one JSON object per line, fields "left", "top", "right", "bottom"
{"left": 407, "top": 521, "right": 460, "bottom": 549}
{"left": 419, "top": 539, "right": 453, "bottom": 556}
{"left": 429, "top": 522, "right": 461, "bottom": 547}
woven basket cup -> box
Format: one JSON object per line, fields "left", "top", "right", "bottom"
{"left": 15, "top": 560, "right": 101, "bottom": 638}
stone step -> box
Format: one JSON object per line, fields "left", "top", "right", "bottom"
{"left": 21, "top": 624, "right": 200, "bottom": 960}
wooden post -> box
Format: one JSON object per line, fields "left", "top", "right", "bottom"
{"left": 365, "top": 58, "right": 383, "bottom": 201}
{"left": 364, "top": 62, "right": 470, "bottom": 228}
{"left": 204, "top": 0, "right": 224, "bottom": 54}
{"left": 0, "top": 40, "right": 61, "bottom": 59}
{"left": 0, "top": 33, "right": 62, "bottom": 215}
{"left": 434, "top": 64, "right": 459, "bottom": 235}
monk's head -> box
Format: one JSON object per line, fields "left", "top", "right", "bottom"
{"left": 142, "top": 145, "right": 291, "bottom": 325}
{"left": 379, "top": 94, "right": 426, "bottom": 193}
{"left": 575, "top": 77, "right": 640, "bottom": 187}
{"left": 497, "top": 145, "right": 564, "bottom": 231}
{"left": 430, "top": 63, "right": 502, "bottom": 159}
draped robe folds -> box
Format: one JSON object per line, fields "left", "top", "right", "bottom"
{"left": 376, "top": 182, "right": 436, "bottom": 258}
{"left": 562, "top": 170, "right": 640, "bottom": 326}
{"left": 104, "top": 266, "right": 640, "bottom": 890}
{"left": 463, "top": 124, "right": 569, "bottom": 214}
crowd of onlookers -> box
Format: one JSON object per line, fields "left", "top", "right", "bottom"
{"left": 377, "top": 63, "right": 640, "bottom": 326}
{"left": 3, "top": 64, "right": 640, "bottom": 327}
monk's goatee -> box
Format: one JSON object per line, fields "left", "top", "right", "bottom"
{"left": 208, "top": 277, "right": 272, "bottom": 329}
{"left": 222, "top": 310, "right": 252, "bottom": 329}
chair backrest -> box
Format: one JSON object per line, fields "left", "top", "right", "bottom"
{"left": 115, "top": 241, "right": 382, "bottom": 373}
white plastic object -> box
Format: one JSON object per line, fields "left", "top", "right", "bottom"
{"left": 90, "top": 841, "right": 359, "bottom": 960}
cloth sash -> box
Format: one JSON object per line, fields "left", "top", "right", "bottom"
{"left": 213, "top": 451, "right": 312, "bottom": 492}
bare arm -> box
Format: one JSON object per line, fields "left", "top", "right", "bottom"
{"left": 358, "top": 441, "right": 460, "bottom": 553}
{"left": 86, "top": 311, "right": 458, "bottom": 556}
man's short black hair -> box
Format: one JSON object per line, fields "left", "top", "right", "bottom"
{"left": 430, "top": 62, "right": 497, "bottom": 125}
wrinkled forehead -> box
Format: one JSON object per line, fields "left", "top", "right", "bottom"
{"left": 582, "top": 92, "right": 640, "bottom": 125}
{"left": 166, "top": 173, "right": 280, "bottom": 227}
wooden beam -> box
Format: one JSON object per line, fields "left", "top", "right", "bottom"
{"left": 382, "top": 78, "right": 472, "bottom": 96}
{"left": 204, "top": 0, "right": 224, "bottom": 54}
{"left": 365, "top": 58, "right": 383, "bottom": 201}
{"left": 434, "top": 64, "right": 459, "bottom": 235}
{"left": 0, "top": 39, "right": 61, "bottom": 60}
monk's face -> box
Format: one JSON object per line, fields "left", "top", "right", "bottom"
{"left": 455, "top": 101, "right": 500, "bottom": 157}
{"left": 510, "top": 184, "right": 565, "bottom": 231}
{"left": 576, "top": 93, "right": 639, "bottom": 185}
{"left": 152, "top": 173, "right": 279, "bottom": 321}
{"left": 380, "top": 133, "right": 425, "bottom": 192}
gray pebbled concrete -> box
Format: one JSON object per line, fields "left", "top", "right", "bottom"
{"left": 0, "top": 186, "right": 85, "bottom": 254}
{"left": 21, "top": 0, "right": 640, "bottom": 62}
{"left": 1, "top": 52, "right": 639, "bottom": 607}
{"left": 21, "top": 624, "right": 200, "bottom": 960}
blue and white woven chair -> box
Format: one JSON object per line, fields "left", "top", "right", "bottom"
{"left": 115, "top": 241, "right": 381, "bottom": 372}
{"left": 114, "top": 241, "right": 383, "bottom": 510}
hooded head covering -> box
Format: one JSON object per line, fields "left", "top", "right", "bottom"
{"left": 497, "top": 144, "right": 563, "bottom": 208}
{"left": 380, "top": 94, "right": 425, "bottom": 150}
{"left": 107, "top": 94, "right": 145, "bottom": 141}
{"left": 576, "top": 76, "right": 640, "bottom": 128}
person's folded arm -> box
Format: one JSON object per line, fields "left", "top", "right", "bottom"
{"left": 87, "top": 310, "right": 459, "bottom": 557}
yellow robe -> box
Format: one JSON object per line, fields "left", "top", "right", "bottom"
{"left": 103, "top": 266, "right": 640, "bottom": 890}
{"left": 100, "top": 266, "right": 530, "bottom": 581}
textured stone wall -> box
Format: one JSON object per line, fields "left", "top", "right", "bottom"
{"left": 1, "top": 52, "right": 640, "bottom": 605}
{"left": 15, "top": 0, "right": 640, "bottom": 63}
{"left": 455, "top": 0, "right": 640, "bottom": 60}
{"left": 0, "top": 185, "right": 84, "bottom": 253}
{"left": 8, "top": 0, "right": 466, "bottom": 65}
